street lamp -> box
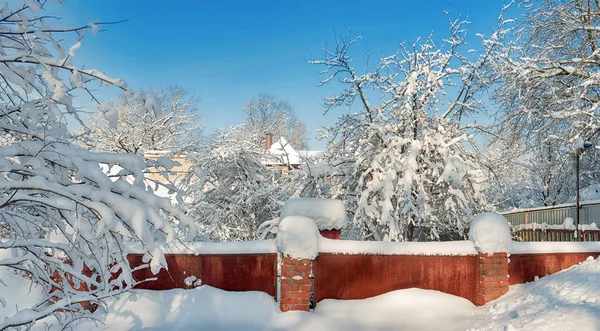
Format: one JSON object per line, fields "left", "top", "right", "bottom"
{"left": 575, "top": 140, "right": 593, "bottom": 241}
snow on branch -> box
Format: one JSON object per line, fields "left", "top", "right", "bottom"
{"left": 0, "top": 1, "right": 195, "bottom": 328}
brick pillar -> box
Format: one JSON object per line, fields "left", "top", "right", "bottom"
{"left": 476, "top": 252, "right": 509, "bottom": 306}
{"left": 280, "top": 256, "right": 312, "bottom": 312}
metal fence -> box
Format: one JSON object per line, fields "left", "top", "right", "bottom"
{"left": 503, "top": 203, "right": 600, "bottom": 227}
{"left": 503, "top": 202, "right": 600, "bottom": 242}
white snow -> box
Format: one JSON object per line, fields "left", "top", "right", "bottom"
{"left": 183, "top": 276, "right": 202, "bottom": 287}
{"left": 280, "top": 198, "right": 346, "bottom": 230}
{"left": 562, "top": 217, "right": 575, "bottom": 230}
{"left": 511, "top": 241, "right": 600, "bottom": 254}
{"left": 581, "top": 184, "right": 600, "bottom": 201}
{"left": 126, "top": 239, "right": 277, "bottom": 255}
{"left": 301, "top": 162, "right": 333, "bottom": 177}
{"left": 73, "top": 286, "right": 478, "bottom": 331}
{"left": 267, "top": 137, "right": 302, "bottom": 165}
{"left": 276, "top": 216, "right": 319, "bottom": 259}
{"left": 319, "top": 238, "right": 477, "bottom": 255}
{"left": 479, "top": 256, "right": 600, "bottom": 331}
{"left": 468, "top": 212, "right": 512, "bottom": 255}
{"left": 0, "top": 251, "right": 47, "bottom": 324}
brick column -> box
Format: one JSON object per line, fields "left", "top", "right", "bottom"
{"left": 280, "top": 256, "right": 312, "bottom": 312}
{"left": 475, "top": 252, "right": 509, "bottom": 306}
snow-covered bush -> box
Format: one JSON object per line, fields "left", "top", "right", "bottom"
{"left": 184, "top": 125, "right": 293, "bottom": 241}
{"left": 0, "top": 2, "right": 194, "bottom": 328}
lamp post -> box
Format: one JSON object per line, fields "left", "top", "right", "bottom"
{"left": 575, "top": 140, "right": 593, "bottom": 241}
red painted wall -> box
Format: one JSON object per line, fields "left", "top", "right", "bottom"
{"left": 128, "top": 253, "right": 277, "bottom": 297}
{"left": 319, "top": 230, "right": 341, "bottom": 240}
{"left": 508, "top": 252, "right": 600, "bottom": 285}
{"left": 313, "top": 253, "right": 479, "bottom": 304}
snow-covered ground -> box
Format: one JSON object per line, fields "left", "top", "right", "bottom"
{"left": 4, "top": 256, "right": 600, "bottom": 330}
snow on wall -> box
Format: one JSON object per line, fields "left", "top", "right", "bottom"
{"left": 276, "top": 216, "right": 320, "bottom": 259}
{"left": 280, "top": 198, "right": 346, "bottom": 230}
{"left": 319, "top": 238, "right": 477, "bottom": 256}
{"left": 469, "top": 212, "right": 512, "bottom": 255}
{"left": 126, "top": 240, "right": 277, "bottom": 255}
{"left": 511, "top": 242, "right": 600, "bottom": 254}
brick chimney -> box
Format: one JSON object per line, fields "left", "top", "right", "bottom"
{"left": 265, "top": 133, "right": 273, "bottom": 151}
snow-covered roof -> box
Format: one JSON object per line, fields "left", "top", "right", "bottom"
{"left": 267, "top": 137, "right": 301, "bottom": 165}
{"left": 266, "top": 137, "right": 322, "bottom": 166}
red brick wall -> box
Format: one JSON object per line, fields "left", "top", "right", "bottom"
{"left": 128, "top": 253, "right": 277, "bottom": 296}
{"left": 509, "top": 252, "right": 600, "bottom": 285}
{"left": 280, "top": 257, "right": 313, "bottom": 311}
{"left": 476, "top": 253, "right": 509, "bottom": 306}
{"left": 313, "top": 254, "right": 479, "bottom": 304}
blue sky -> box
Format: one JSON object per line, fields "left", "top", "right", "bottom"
{"left": 54, "top": 0, "right": 511, "bottom": 149}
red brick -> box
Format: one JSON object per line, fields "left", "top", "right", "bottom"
{"left": 479, "top": 275, "right": 501, "bottom": 282}
{"left": 291, "top": 278, "right": 311, "bottom": 285}
{"left": 295, "top": 265, "right": 311, "bottom": 271}
{"left": 490, "top": 269, "right": 508, "bottom": 276}
{"left": 279, "top": 297, "right": 300, "bottom": 305}
{"left": 301, "top": 285, "right": 312, "bottom": 292}
{"left": 290, "top": 291, "right": 310, "bottom": 299}
{"left": 288, "top": 304, "right": 310, "bottom": 311}
{"left": 485, "top": 288, "right": 502, "bottom": 296}
{"left": 482, "top": 281, "right": 499, "bottom": 289}
{"left": 280, "top": 285, "right": 300, "bottom": 292}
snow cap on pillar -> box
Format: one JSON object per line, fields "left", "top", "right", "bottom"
{"left": 280, "top": 198, "right": 346, "bottom": 240}
{"left": 468, "top": 212, "right": 512, "bottom": 256}
{"left": 280, "top": 198, "right": 346, "bottom": 231}
{"left": 276, "top": 216, "right": 319, "bottom": 259}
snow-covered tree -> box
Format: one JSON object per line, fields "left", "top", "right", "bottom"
{"left": 482, "top": 132, "right": 600, "bottom": 210}
{"left": 310, "top": 15, "right": 506, "bottom": 241}
{"left": 84, "top": 85, "right": 202, "bottom": 155}
{"left": 244, "top": 93, "right": 308, "bottom": 150}
{"left": 0, "top": 2, "right": 194, "bottom": 328}
{"left": 492, "top": 0, "right": 600, "bottom": 143}
{"left": 481, "top": 135, "right": 569, "bottom": 210}
{"left": 184, "top": 125, "right": 292, "bottom": 241}
{"left": 485, "top": 0, "right": 600, "bottom": 208}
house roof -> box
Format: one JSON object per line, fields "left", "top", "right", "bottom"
{"left": 267, "top": 137, "right": 301, "bottom": 165}
{"left": 266, "top": 137, "right": 322, "bottom": 166}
